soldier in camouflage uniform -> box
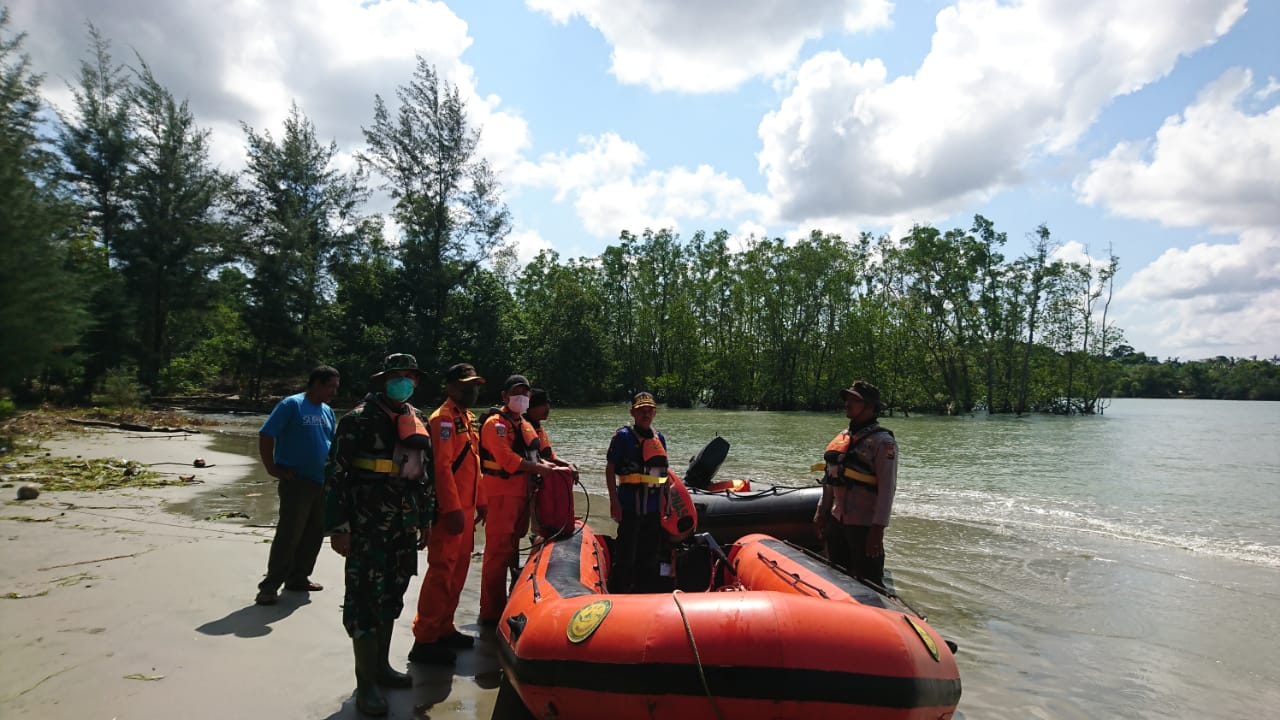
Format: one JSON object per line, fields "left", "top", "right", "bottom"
{"left": 325, "top": 353, "right": 434, "bottom": 716}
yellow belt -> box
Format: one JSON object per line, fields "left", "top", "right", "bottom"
{"left": 617, "top": 472, "right": 667, "bottom": 486}
{"left": 352, "top": 457, "right": 399, "bottom": 474}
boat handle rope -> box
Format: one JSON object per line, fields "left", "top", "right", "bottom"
{"left": 755, "top": 552, "right": 831, "bottom": 599}
{"left": 671, "top": 590, "right": 726, "bottom": 720}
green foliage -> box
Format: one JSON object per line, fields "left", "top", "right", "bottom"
{"left": 18, "top": 19, "right": 1274, "bottom": 411}
{"left": 359, "top": 58, "right": 511, "bottom": 371}
{"left": 95, "top": 365, "right": 144, "bottom": 407}
{"left": 0, "top": 10, "right": 89, "bottom": 390}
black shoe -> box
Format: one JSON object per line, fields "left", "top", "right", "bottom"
{"left": 254, "top": 589, "right": 278, "bottom": 606}
{"left": 407, "top": 641, "right": 455, "bottom": 665}
{"left": 438, "top": 630, "right": 475, "bottom": 649}
{"left": 283, "top": 580, "right": 323, "bottom": 592}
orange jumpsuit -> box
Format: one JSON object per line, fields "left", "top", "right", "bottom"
{"left": 477, "top": 409, "right": 539, "bottom": 622}
{"left": 412, "top": 399, "right": 485, "bottom": 643}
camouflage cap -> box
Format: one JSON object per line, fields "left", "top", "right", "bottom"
{"left": 370, "top": 353, "right": 423, "bottom": 383}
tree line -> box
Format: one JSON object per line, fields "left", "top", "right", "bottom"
{"left": 3, "top": 14, "right": 1277, "bottom": 416}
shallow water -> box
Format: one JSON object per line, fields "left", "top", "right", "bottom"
{"left": 180, "top": 398, "right": 1280, "bottom": 718}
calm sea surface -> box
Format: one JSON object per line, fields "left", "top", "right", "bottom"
{"left": 186, "top": 398, "right": 1280, "bottom": 719}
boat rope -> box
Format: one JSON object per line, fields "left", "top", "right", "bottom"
{"left": 670, "top": 590, "right": 725, "bottom": 720}
{"left": 756, "top": 552, "right": 830, "bottom": 599}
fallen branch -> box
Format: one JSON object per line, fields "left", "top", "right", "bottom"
{"left": 66, "top": 418, "right": 200, "bottom": 434}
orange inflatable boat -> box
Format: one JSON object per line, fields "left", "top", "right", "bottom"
{"left": 496, "top": 523, "right": 962, "bottom": 720}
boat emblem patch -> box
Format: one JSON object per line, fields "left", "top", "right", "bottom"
{"left": 904, "top": 615, "right": 940, "bottom": 662}
{"left": 566, "top": 600, "right": 612, "bottom": 644}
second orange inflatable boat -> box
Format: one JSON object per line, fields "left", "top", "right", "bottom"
{"left": 495, "top": 523, "right": 962, "bottom": 720}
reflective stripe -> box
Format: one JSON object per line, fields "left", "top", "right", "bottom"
{"left": 352, "top": 457, "right": 399, "bottom": 473}
{"left": 841, "top": 467, "right": 877, "bottom": 487}
{"left": 617, "top": 472, "right": 667, "bottom": 486}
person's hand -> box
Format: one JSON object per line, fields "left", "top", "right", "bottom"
{"left": 268, "top": 465, "right": 296, "bottom": 482}
{"left": 417, "top": 526, "right": 430, "bottom": 550}
{"left": 812, "top": 511, "right": 826, "bottom": 540}
{"left": 475, "top": 505, "right": 488, "bottom": 525}
{"left": 442, "top": 509, "right": 464, "bottom": 535}
{"left": 330, "top": 533, "right": 351, "bottom": 557}
{"left": 865, "top": 525, "right": 885, "bottom": 558}
{"left": 609, "top": 497, "right": 621, "bottom": 522}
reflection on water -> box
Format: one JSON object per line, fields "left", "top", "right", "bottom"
{"left": 177, "top": 399, "right": 1280, "bottom": 719}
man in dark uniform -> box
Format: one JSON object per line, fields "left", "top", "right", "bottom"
{"left": 604, "top": 392, "right": 669, "bottom": 593}
{"left": 813, "top": 380, "right": 897, "bottom": 585}
{"left": 326, "top": 353, "right": 434, "bottom": 716}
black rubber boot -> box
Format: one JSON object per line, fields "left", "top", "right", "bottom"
{"left": 376, "top": 625, "right": 413, "bottom": 688}
{"left": 353, "top": 634, "right": 389, "bottom": 716}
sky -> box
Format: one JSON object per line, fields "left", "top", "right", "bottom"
{"left": 11, "top": 0, "right": 1280, "bottom": 362}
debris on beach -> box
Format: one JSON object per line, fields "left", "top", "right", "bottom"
{"left": 3, "top": 590, "right": 49, "bottom": 599}
{"left": 0, "top": 455, "right": 183, "bottom": 493}
{"left": 205, "top": 511, "right": 249, "bottom": 521}
{"left": 192, "top": 457, "right": 207, "bottom": 468}
{"left": 16, "top": 484, "right": 40, "bottom": 500}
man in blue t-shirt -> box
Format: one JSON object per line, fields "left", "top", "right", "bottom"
{"left": 255, "top": 365, "right": 340, "bottom": 606}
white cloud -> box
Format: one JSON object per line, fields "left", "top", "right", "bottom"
{"left": 1119, "top": 230, "right": 1280, "bottom": 302}
{"left": 514, "top": 134, "right": 770, "bottom": 239}
{"left": 512, "top": 133, "right": 646, "bottom": 200}
{"left": 503, "top": 228, "right": 556, "bottom": 267}
{"left": 1257, "top": 76, "right": 1280, "bottom": 101}
{"left": 1075, "top": 68, "right": 1280, "bottom": 233}
{"left": 15, "top": 0, "right": 528, "bottom": 176}
{"left": 526, "top": 0, "right": 891, "bottom": 92}
{"left": 758, "top": 0, "right": 1246, "bottom": 225}
{"left": 1116, "top": 229, "right": 1280, "bottom": 359}
{"left": 1053, "top": 240, "right": 1110, "bottom": 270}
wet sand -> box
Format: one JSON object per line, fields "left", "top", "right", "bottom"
{"left": 0, "top": 428, "right": 518, "bottom": 720}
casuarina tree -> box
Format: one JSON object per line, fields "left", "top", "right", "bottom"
{"left": 359, "top": 57, "right": 511, "bottom": 373}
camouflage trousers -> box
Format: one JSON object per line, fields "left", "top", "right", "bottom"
{"left": 340, "top": 482, "right": 421, "bottom": 638}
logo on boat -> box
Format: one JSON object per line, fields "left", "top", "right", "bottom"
{"left": 904, "top": 615, "right": 939, "bottom": 662}
{"left": 566, "top": 600, "right": 612, "bottom": 643}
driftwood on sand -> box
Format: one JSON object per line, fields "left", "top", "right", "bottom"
{"left": 66, "top": 419, "right": 201, "bottom": 434}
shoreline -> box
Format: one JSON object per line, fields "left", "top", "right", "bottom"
{"left": 0, "top": 427, "right": 507, "bottom": 720}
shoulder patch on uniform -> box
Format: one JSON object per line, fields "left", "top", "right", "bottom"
{"left": 439, "top": 426, "right": 452, "bottom": 441}
{"left": 440, "top": 420, "right": 453, "bottom": 428}
{"left": 495, "top": 424, "right": 507, "bottom": 438}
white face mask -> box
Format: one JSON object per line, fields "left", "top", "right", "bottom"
{"left": 506, "top": 394, "right": 531, "bottom": 414}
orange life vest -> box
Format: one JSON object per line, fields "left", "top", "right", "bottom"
{"left": 615, "top": 427, "right": 669, "bottom": 486}
{"left": 823, "top": 423, "right": 891, "bottom": 490}
{"left": 480, "top": 411, "right": 540, "bottom": 478}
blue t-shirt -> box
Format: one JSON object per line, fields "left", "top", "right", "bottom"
{"left": 607, "top": 426, "right": 667, "bottom": 514}
{"left": 259, "top": 393, "right": 336, "bottom": 484}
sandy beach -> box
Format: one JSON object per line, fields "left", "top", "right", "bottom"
{"left": 0, "top": 427, "right": 508, "bottom": 720}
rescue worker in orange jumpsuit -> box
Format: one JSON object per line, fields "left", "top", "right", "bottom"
{"left": 812, "top": 380, "right": 897, "bottom": 586}
{"left": 409, "top": 363, "right": 487, "bottom": 665}
{"left": 525, "top": 388, "right": 577, "bottom": 474}
{"left": 477, "top": 375, "right": 558, "bottom": 626}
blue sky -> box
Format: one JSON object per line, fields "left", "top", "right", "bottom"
{"left": 14, "top": 0, "right": 1280, "bottom": 361}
